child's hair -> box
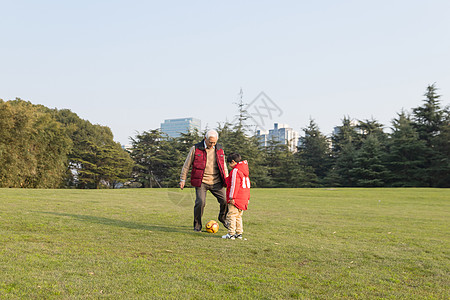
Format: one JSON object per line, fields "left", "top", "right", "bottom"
{"left": 227, "top": 153, "right": 242, "bottom": 163}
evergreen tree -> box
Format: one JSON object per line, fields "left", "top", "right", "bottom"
{"left": 175, "top": 128, "right": 202, "bottom": 155}
{"left": 331, "top": 116, "right": 359, "bottom": 154}
{"left": 412, "top": 83, "right": 450, "bottom": 186}
{"left": 413, "top": 83, "right": 445, "bottom": 144}
{"left": 297, "top": 119, "right": 332, "bottom": 183}
{"left": 70, "top": 141, "right": 134, "bottom": 188}
{"left": 350, "top": 134, "right": 390, "bottom": 187}
{"left": 234, "top": 88, "right": 252, "bottom": 129}
{"left": 326, "top": 142, "right": 357, "bottom": 187}
{"left": 96, "top": 143, "right": 135, "bottom": 188}
{"left": 69, "top": 140, "right": 100, "bottom": 188}
{"left": 386, "top": 112, "right": 429, "bottom": 186}
{"left": 431, "top": 111, "right": 450, "bottom": 187}
{"left": 130, "top": 130, "right": 179, "bottom": 188}
{"left": 355, "top": 118, "right": 387, "bottom": 148}
{"left": 264, "top": 138, "right": 292, "bottom": 187}
{"left": 53, "top": 108, "right": 131, "bottom": 188}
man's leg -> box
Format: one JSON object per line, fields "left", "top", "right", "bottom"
{"left": 193, "top": 184, "right": 207, "bottom": 231}
{"left": 210, "top": 182, "right": 228, "bottom": 226}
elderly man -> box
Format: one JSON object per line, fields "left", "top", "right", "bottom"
{"left": 180, "top": 130, "right": 229, "bottom": 232}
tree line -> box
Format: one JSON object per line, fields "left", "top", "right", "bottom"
{"left": 1, "top": 84, "right": 449, "bottom": 188}
{"left": 0, "top": 99, "right": 134, "bottom": 188}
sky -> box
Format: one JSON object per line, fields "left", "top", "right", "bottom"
{"left": 1, "top": 0, "right": 449, "bottom": 145}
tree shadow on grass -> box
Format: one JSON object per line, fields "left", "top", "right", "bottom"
{"left": 39, "top": 211, "right": 196, "bottom": 235}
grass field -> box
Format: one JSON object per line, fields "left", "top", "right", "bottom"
{"left": 0, "top": 188, "right": 449, "bottom": 299}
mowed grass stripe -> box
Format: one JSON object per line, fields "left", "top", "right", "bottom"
{"left": 0, "top": 188, "right": 448, "bottom": 299}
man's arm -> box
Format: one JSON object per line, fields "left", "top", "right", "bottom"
{"left": 224, "top": 160, "right": 229, "bottom": 178}
{"left": 179, "top": 146, "right": 195, "bottom": 189}
{"left": 222, "top": 151, "right": 229, "bottom": 178}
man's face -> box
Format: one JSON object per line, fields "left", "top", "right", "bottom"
{"left": 205, "top": 136, "right": 218, "bottom": 149}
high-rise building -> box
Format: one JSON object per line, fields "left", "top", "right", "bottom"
{"left": 332, "top": 120, "right": 362, "bottom": 136}
{"left": 257, "top": 123, "right": 299, "bottom": 152}
{"left": 160, "top": 117, "right": 201, "bottom": 138}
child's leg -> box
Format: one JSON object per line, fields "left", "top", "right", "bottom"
{"left": 226, "top": 204, "right": 238, "bottom": 235}
{"left": 235, "top": 209, "right": 244, "bottom": 235}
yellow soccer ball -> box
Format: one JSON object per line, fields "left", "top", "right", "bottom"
{"left": 205, "top": 220, "right": 219, "bottom": 233}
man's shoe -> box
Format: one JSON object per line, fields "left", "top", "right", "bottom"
{"left": 234, "top": 234, "right": 243, "bottom": 239}
{"left": 222, "top": 233, "right": 235, "bottom": 240}
{"left": 194, "top": 228, "right": 201, "bottom": 232}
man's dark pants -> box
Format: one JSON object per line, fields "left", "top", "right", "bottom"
{"left": 194, "top": 182, "right": 228, "bottom": 231}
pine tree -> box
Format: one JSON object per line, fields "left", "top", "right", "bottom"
{"left": 350, "top": 134, "right": 390, "bottom": 187}
{"left": 431, "top": 111, "right": 450, "bottom": 187}
{"left": 386, "top": 112, "right": 429, "bottom": 186}
{"left": 331, "top": 116, "right": 359, "bottom": 154}
{"left": 297, "top": 119, "right": 332, "bottom": 183}
{"left": 130, "top": 130, "right": 169, "bottom": 188}
{"left": 54, "top": 108, "right": 130, "bottom": 188}
{"left": 412, "top": 83, "right": 450, "bottom": 186}
{"left": 413, "top": 83, "right": 445, "bottom": 144}
{"left": 355, "top": 118, "right": 387, "bottom": 148}
{"left": 326, "top": 142, "right": 357, "bottom": 187}
{"left": 264, "top": 138, "right": 286, "bottom": 187}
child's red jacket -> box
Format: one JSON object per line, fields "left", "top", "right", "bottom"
{"left": 226, "top": 160, "right": 250, "bottom": 210}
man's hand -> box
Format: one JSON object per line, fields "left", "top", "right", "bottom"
{"left": 229, "top": 198, "right": 235, "bottom": 205}
{"left": 179, "top": 181, "right": 185, "bottom": 190}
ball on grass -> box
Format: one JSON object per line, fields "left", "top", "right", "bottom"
{"left": 205, "top": 220, "right": 219, "bottom": 233}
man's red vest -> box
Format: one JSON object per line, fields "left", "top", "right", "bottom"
{"left": 190, "top": 141, "right": 227, "bottom": 187}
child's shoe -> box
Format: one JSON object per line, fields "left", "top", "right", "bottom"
{"left": 234, "top": 234, "right": 247, "bottom": 240}
{"left": 222, "top": 233, "right": 235, "bottom": 240}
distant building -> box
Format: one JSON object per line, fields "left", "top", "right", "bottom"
{"left": 257, "top": 123, "right": 299, "bottom": 152}
{"left": 121, "top": 144, "right": 132, "bottom": 151}
{"left": 332, "top": 120, "right": 365, "bottom": 136}
{"left": 160, "top": 117, "right": 201, "bottom": 138}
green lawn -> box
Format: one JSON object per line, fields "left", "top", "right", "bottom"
{"left": 0, "top": 188, "right": 449, "bottom": 299}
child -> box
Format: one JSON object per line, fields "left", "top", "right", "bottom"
{"left": 222, "top": 153, "right": 250, "bottom": 240}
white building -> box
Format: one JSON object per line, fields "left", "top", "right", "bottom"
{"left": 332, "top": 120, "right": 365, "bottom": 136}
{"left": 257, "top": 123, "right": 299, "bottom": 152}
{"left": 160, "top": 117, "right": 201, "bottom": 138}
